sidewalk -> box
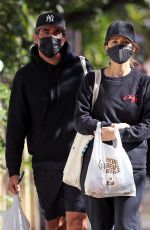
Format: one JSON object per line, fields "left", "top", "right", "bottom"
{"left": 141, "top": 178, "right": 150, "bottom": 230}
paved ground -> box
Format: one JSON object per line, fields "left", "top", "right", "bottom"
{"left": 141, "top": 178, "right": 150, "bottom": 230}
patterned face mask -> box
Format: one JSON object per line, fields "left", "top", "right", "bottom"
{"left": 107, "top": 44, "right": 133, "bottom": 64}
{"left": 39, "top": 35, "right": 62, "bottom": 58}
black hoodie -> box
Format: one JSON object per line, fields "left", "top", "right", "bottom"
{"left": 6, "top": 42, "right": 93, "bottom": 176}
{"left": 74, "top": 68, "right": 150, "bottom": 169}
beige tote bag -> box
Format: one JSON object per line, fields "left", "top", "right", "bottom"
{"left": 63, "top": 57, "right": 101, "bottom": 189}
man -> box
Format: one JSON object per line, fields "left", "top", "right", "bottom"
{"left": 5, "top": 12, "right": 92, "bottom": 230}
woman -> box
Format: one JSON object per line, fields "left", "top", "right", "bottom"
{"left": 74, "top": 20, "right": 150, "bottom": 230}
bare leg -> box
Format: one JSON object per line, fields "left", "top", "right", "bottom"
{"left": 45, "top": 216, "right": 66, "bottom": 230}
{"left": 66, "top": 212, "right": 88, "bottom": 230}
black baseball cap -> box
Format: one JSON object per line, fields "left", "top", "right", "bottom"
{"left": 35, "top": 12, "right": 66, "bottom": 31}
{"left": 105, "top": 20, "right": 136, "bottom": 45}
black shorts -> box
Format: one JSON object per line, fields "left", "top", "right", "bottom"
{"left": 33, "top": 167, "right": 85, "bottom": 220}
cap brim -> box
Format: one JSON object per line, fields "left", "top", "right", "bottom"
{"left": 35, "top": 25, "right": 65, "bottom": 32}
{"left": 105, "top": 34, "right": 134, "bottom": 43}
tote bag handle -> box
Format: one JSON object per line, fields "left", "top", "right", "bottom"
{"left": 79, "top": 56, "right": 101, "bottom": 110}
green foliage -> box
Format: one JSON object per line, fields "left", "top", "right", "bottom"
{"left": 21, "top": 155, "right": 32, "bottom": 170}
{"left": 0, "top": 0, "right": 34, "bottom": 76}
{"left": 125, "top": 4, "right": 150, "bottom": 60}
{"left": 0, "top": 194, "right": 13, "bottom": 210}
{"left": 0, "top": 83, "right": 10, "bottom": 124}
{"left": 0, "top": 83, "right": 10, "bottom": 170}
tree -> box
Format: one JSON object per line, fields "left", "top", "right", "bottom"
{"left": 0, "top": 83, "right": 10, "bottom": 170}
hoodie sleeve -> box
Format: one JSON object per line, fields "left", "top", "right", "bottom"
{"left": 5, "top": 70, "right": 30, "bottom": 176}
{"left": 119, "top": 78, "right": 150, "bottom": 142}
{"left": 74, "top": 70, "right": 112, "bottom": 135}
{"left": 74, "top": 71, "right": 99, "bottom": 135}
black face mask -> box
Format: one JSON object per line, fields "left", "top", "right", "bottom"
{"left": 39, "top": 36, "right": 62, "bottom": 58}
{"left": 107, "top": 44, "right": 133, "bottom": 64}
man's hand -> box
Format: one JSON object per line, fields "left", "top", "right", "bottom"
{"left": 8, "top": 175, "right": 20, "bottom": 194}
{"left": 101, "top": 126, "right": 116, "bottom": 141}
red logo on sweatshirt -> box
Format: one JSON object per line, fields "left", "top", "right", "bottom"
{"left": 122, "top": 95, "right": 139, "bottom": 103}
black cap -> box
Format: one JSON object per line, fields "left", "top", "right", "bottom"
{"left": 35, "top": 12, "right": 66, "bottom": 31}
{"left": 105, "top": 20, "right": 136, "bottom": 45}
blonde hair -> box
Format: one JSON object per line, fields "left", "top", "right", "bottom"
{"left": 130, "top": 58, "right": 139, "bottom": 67}
{"left": 130, "top": 43, "right": 140, "bottom": 67}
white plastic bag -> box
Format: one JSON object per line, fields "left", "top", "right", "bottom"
{"left": 84, "top": 122, "right": 136, "bottom": 198}
{"left": 0, "top": 194, "right": 30, "bottom": 230}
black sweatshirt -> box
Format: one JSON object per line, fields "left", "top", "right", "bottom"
{"left": 74, "top": 68, "right": 150, "bottom": 169}
{"left": 6, "top": 42, "right": 93, "bottom": 176}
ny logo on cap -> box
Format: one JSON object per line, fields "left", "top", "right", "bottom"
{"left": 46, "top": 14, "right": 54, "bottom": 22}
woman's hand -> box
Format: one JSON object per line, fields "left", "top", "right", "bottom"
{"left": 97, "top": 123, "right": 130, "bottom": 141}
{"left": 111, "top": 123, "right": 130, "bottom": 129}
{"left": 101, "top": 126, "right": 116, "bottom": 141}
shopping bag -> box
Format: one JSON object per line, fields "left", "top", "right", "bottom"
{"left": 0, "top": 194, "right": 30, "bottom": 230}
{"left": 63, "top": 69, "right": 101, "bottom": 189}
{"left": 63, "top": 133, "right": 93, "bottom": 189}
{"left": 84, "top": 122, "right": 136, "bottom": 198}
